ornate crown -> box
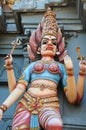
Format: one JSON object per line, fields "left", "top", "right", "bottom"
{"left": 27, "top": 7, "right": 67, "bottom": 62}
{"left": 42, "top": 7, "right": 58, "bottom": 38}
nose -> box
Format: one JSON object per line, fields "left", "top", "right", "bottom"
{"left": 47, "top": 39, "right": 53, "bottom": 45}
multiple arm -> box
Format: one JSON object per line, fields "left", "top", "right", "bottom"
{"left": 3, "top": 83, "right": 26, "bottom": 108}
{"left": 0, "top": 54, "right": 27, "bottom": 120}
{"left": 4, "top": 54, "right": 16, "bottom": 92}
{"left": 76, "top": 61, "right": 86, "bottom": 104}
{"left": 3, "top": 54, "right": 86, "bottom": 105}
{"left": 0, "top": 83, "right": 26, "bottom": 120}
{"left": 63, "top": 55, "right": 77, "bottom": 104}
{"left": 0, "top": 54, "right": 86, "bottom": 121}
{"left": 64, "top": 55, "right": 86, "bottom": 104}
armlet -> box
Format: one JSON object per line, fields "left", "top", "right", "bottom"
{"left": 17, "top": 80, "right": 28, "bottom": 88}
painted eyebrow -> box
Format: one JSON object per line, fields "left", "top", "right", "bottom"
{"left": 43, "top": 37, "right": 57, "bottom": 40}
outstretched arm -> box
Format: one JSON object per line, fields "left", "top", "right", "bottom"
{"left": 63, "top": 55, "right": 77, "bottom": 104}
{"left": 0, "top": 83, "right": 26, "bottom": 120}
{"left": 4, "top": 54, "right": 16, "bottom": 92}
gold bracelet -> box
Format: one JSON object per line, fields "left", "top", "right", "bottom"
{"left": 79, "top": 69, "right": 86, "bottom": 76}
{"left": 66, "top": 68, "right": 74, "bottom": 76}
{"left": 4, "top": 64, "right": 13, "bottom": 70}
{"left": 0, "top": 104, "right": 7, "bottom": 112}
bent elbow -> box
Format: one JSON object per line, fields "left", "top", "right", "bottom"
{"left": 76, "top": 94, "right": 83, "bottom": 104}
{"left": 66, "top": 93, "right": 77, "bottom": 105}
{"left": 68, "top": 96, "right": 77, "bottom": 105}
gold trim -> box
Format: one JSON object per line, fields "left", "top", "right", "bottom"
{"left": 19, "top": 92, "right": 60, "bottom": 114}
{"left": 30, "top": 127, "right": 40, "bottom": 130}
{"left": 4, "top": 64, "right": 13, "bottom": 70}
{"left": 79, "top": 69, "right": 86, "bottom": 76}
{"left": 0, "top": 104, "right": 7, "bottom": 112}
{"left": 17, "top": 80, "right": 28, "bottom": 87}
{"left": 66, "top": 69, "right": 74, "bottom": 76}
{"left": 30, "top": 83, "right": 57, "bottom": 91}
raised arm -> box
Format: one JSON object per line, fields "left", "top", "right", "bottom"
{"left": 76, "top": 61, "right": 86, "bottom": 104}
{"left": 64, "top": 55, "right": 86, "bottom": 104}
{"left": 63, "top": 55, "right": 77, "bottom": 104}
{"left": 4, "top": 54, "right": 16, "bottom": 92}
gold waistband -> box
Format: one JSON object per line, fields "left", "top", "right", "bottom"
{"left": 19, "top": 91, "right": 60, "bottom": 114}
{"left": 30, "top": 83, "right": 57, "bottom": 91}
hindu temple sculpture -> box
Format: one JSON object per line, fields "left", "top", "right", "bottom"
{"left": 0, "top": 7, "right": 86, "bottom": 130}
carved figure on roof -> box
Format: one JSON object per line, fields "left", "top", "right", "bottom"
{"left": 0, "top": 7, "right": 86, "bottom": 130}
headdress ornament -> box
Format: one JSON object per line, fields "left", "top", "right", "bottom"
{"left": 27, "top": 7, "right": 67, "bottom": 62}
{"left": 42, "top": 7, "right": 57, "bottom": 38}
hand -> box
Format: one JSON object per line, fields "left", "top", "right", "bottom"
{"left": 4, "top": 54, "right": 13, "bottom": 65}
{"left": 0, "top": 109, "right": 3, "bottom": 121}
{"left": 64, "top": 55, "right": 73, "bottom": 69}
{"left": 79, "top": 60, "right": 86, "bottom": 71}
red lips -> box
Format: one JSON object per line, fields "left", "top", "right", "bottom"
{"left": 46, "top": 45, "right": 53, "bottom": 50}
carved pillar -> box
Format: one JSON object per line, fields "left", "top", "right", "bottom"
{"left": 0, "top": 5, "right": 6, "bottom": 32}
{"left": 77, "top": 0, "right": 81, "bottom": 18}
{"left": 81, "top": 0, "right": 86, "bottom": 31}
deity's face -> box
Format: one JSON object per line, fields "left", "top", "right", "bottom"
{"left": 40, "top": 35, "right": 57, "bottom": 57}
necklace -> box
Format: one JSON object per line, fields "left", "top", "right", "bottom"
{"left": 40, "top": 59, "right": 55, "bottom": 64}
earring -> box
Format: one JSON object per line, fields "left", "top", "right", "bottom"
{"left": 37, "top": 47, "right": 41, "bottom": 54}
{"left": 56, "top": 49, "right": 60, "bottom": 55}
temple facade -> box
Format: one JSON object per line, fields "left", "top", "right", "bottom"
{"left": 0, "top": 0, "right": 86, "bottom": 129}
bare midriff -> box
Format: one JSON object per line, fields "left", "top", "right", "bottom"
{"left": 28, "top": 79, "right": 58, "bottom": 97}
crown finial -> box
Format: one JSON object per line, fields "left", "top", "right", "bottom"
{"left": 42, "top": 7, "right": 57, "bottom": 38}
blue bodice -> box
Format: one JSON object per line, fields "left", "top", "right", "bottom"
{"left": 20, "top": 61, "right": 67, "bottom": 88}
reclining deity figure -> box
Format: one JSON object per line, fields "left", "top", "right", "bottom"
{"left": 0, "top": 7, "right": 86, "bottom": 130}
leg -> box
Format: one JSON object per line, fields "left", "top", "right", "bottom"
{"left": 12, "top": 103, "right": 31, "bottom": 130}
{"left": 39, "top": 107, "right": 63, "bottom": 130}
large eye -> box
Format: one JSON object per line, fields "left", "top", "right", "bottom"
{"left": 53, "top": 42, "right": 57, "bottom": 45}
{"left": 41, "top": 40, "right": 47, "bottom": 45}
{"left": 52, "top": 40, "right": 57, "bottom": 45}
{"left": 42, "top": 41, "right": 47, "bottom": 44}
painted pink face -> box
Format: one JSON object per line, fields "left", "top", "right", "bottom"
{"left": 40, "top": 35, "right": 57, "bottom": 57}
